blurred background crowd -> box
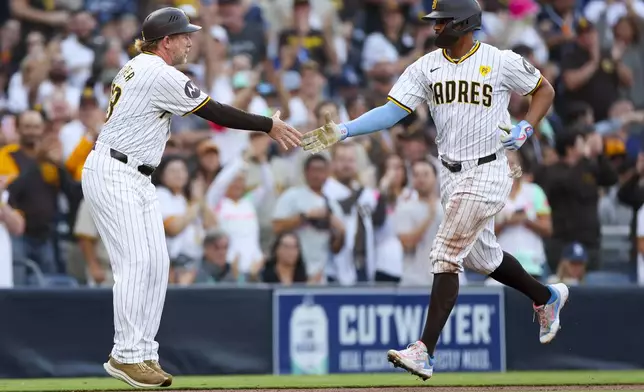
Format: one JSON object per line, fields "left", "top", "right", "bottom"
{"left": 1, "top": 0, "right": 644, "bottom": 289}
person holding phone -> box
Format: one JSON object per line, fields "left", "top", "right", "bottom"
{"left": 494, "top": 159, "right": 553, "bottom": 280}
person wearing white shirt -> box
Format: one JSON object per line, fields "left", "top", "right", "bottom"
{"left": 155, "top": 156, "right": 218, "bottom": 285}
{"left": 0, "top": 176, "right": 25, "bottom": 288}
{"left": 394, "top": 160, "right": 446, "bottom": 287}
{"left": 494, "top": 172, "right": 553, "bottom": 280}
{"left": 205, "top": 152, "right": 273, "bottom": 280}
{"left": 374, "top": 154, "right": 417, "bottom": 283}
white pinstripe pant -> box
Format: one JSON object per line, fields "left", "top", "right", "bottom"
{"left": 430, "top": 151, "right": 512, "bottom": 275}
{"left": 81, "top": 145, "right": 170, "bottom": 364}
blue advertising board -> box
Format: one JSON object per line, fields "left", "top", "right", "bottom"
{"left": 273, "top": 287, "right": 505, "bottom": 375}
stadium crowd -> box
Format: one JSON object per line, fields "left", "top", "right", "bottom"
{"left": 1, "top": 0, "right": 644, "bottom": 289}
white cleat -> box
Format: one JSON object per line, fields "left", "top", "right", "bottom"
{"left": 534, "top": 283, "right": 570, "bottom": 344}
{"left": 387, "top": 341, "right": 435, "bottom": 381}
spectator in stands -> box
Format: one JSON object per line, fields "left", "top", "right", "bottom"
{"left": 396, "top": 126, "right": 441, "bottom": 191}
{"left": 373, "top": 153, "right": 416, "bottom": 283}
{"left": 1, "top": 110, "right": 82, "bottom": 280}
{"left": 155, "top": 155, "right": 218, "bottom": 285}
{"left": 324, "top": 141, "right": 387, "bottom": 284}
{"left": 193, "top": 139, "right": 222, "bottom": 189}
{"left": 218, "top": 0, "right": 268, "bottom": 68}
{"left": 611, "top": 16, "right": 644, "bottom": 109}
{"left": 298, "top": 61, "right": 328, "bottom": 126}
{"left": 361, "top": 0, "right": 418, "bottom": 80}
{"left": 273, "top": 154, "right": 344, "bottom": 283}
{"left": 7, "top": 48, "right": 50, "bottom": 114}
{"left": 36, "top": 54, "right": 82, "bottom": 114}
{"left": 547, "top": 242, "right": 588, "bottom": 286}
{"left": 0, "top": 175, "right": 25, "bottom": 288}
{"left": 190, "top": 229, "right": 237, "bottom": 284}
{"left": 73, "top": 199, "right": 112, "bottom": 288}
{"left": 277, "top": 0, "right": 337, "bottom": 73}
{"left": 535, "top": 128, "right": 618, "bottom": 273}
{"left": 536, "top": 0, "right": 579, "bottom": 64}
{"left": 245, "top": 132, "right": 289, "bottom": 253}
{"left": 495, "top": 158, "right": 553, "bottom": 280}
{"left": 261, "top": 231, "right": 309, "bottom": 285}
{"left": 394, "top": 159, "right": 444, "bottom": 286}
{"left": 58, "top": 89, "right": 103, "bottom": 182}
{"left": 559, "top": 18, "right": 633, "bottom": 122}
{"left": 204, "top": 150, "right": 272, "bottom": 282}
{"left": 60, "top": 11, "right": 99, "bottom": 89}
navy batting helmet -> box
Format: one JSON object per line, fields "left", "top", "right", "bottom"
{"left": 422, "top": 0, "right": 482, "bottom": 49}
{"left": 141, "top": 7, "right": 202, "bottom": 42}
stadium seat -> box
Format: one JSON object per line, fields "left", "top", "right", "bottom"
{"left": 584, "top": 271, "right": 632, "bottom": 286}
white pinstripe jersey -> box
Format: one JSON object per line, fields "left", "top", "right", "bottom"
{"left": 388, "top": 42, "right": 543, "bottom": 162}
{"left": 97, "top": 52, "right": 210, "bottom": 167}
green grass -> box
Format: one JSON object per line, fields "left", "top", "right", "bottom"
{"left": 0, "top": 371, "right": 643, "bottom": 391}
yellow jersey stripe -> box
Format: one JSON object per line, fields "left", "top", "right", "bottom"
{"left": 442, "top": 41, "right": 481, "bottom": 64}
{"left": 387, "top": 96, "right": 413, "bottom": 113}
{"left": 183, "top": 96, "right": 211, "bottom": 117}
{"left": 524, "top": 76, "right": 543, "bottom": 96}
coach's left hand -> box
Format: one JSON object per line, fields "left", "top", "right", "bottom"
{"left": 499, "top": 120, "right": 533, "bottom": 151}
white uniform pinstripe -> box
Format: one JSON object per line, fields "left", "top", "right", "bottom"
{"left": 388, "top": 42, "right": 543, "bottom": 275}
{"left": 81, "top": 52, "right": 210, "bottom": 364}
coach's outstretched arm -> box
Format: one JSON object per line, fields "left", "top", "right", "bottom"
{"left": 302, "top": 101, "right": 410, "bottom": 153}
{"left": 194, "top": 101, "right": 301, "bottom": 150}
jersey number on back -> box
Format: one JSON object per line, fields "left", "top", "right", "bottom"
{"left": 105, "top": 84, "right": 123, "bottom": 122}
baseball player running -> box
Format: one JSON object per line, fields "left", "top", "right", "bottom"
{"left": 303, "top": 0, "right": 568, "bottom": 381}
{"left": 81, "top": 7, "right": 300, "bottom": 388}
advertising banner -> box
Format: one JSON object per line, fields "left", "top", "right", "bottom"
{"left": 273, "top": 287, "right": 506, "bottom": 375}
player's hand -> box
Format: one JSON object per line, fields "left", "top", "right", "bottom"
{"left": 268, "top": 110, "right": 302, "bottom": 150}
{"left": 499, "top": 120, "right": 533, "bottom": 151}
{"left": 302, "top": 112, "right": 346, "bottom": 154}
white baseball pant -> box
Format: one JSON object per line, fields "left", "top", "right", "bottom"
{"left": 81, "top": 142, "right": 170, "bottom": 364}
{"left": 430, "top": 150, "right": 513, "bottom": 275}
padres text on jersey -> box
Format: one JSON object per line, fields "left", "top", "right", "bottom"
{"left": 388, "top": 42, "right": 542, "bottom": 162}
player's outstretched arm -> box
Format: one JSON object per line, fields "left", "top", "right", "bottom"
{"left": 302, "top": 101, "right": 410, "bottom": 153}
{"left": 194, "top": 99, "right": 301, "bottom": 150}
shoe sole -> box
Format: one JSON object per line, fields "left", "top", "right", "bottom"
{"left": 387, "top": 350, "right": 432, "bottom": 381}
{"left": 540, "top": 285, "right": 570, "bottom": 344}
{"left": 103, "top": 362, "right": 166, "bottom": 388}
